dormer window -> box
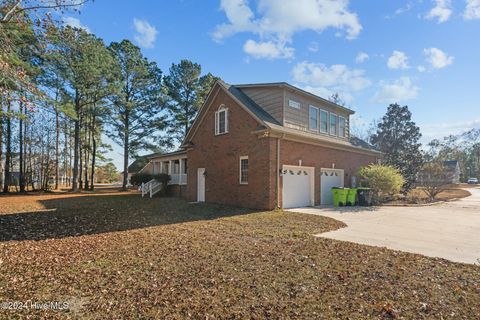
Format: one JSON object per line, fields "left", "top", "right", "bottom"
{"left": 330, "top": 113, "right": 338, "bottom": 136}
{"left": 288, "top": 99, "right": 301, "bottom": 109}
{"left": 215, "top": 105, "right": 228, "bottom": 135}
{"left": 339, "top": 116, "right": 346, "bottom": 138}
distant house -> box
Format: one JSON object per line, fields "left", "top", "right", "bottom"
{"left": 140, "top": 81, "right": 381, "bottom": 209}
{"left": 125, "top": 156, "right": 150, "bottom": 185}
{"left": 443, "top": 160, "right": 461, "bottom": 184}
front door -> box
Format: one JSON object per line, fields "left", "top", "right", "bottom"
{"left": 197, "top": 168, "right": 205, "bottom": 202}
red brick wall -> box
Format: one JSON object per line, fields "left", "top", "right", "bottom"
{"left": 279, "top": 139, "right": 379, "bottom": 206}
{"left": 186, "top": 89, "right": 277, "bottom": 209}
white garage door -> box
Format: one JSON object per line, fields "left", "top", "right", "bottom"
{"left": 320, "top": 169, "right": 344, "bottom": 205}
{"left": 282, "top": 166, "right": 314, "bottom": 209}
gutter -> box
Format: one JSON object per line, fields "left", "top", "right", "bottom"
{"left": 253, "top": 127, "right": 383, "bottom": 157}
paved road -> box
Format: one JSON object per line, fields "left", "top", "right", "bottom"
{"left": 290, "top": 188, "right": 480, "bottom": 265}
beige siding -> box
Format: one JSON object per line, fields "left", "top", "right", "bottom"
{"left": 283, "top": 90, "right": 350, "bottom": 141}
{"left": 240, "top": 87, "right": 284, "bottom": 123}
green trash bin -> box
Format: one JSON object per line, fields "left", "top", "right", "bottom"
{"left": 347, "top": 188, "right": 357, "bottom": 206}
{"left": 332, "top": 187, "right": 349, "bottom": 207}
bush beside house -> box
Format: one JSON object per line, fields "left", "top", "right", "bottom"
{"left": 358, "top": 164, "right": 405, "bottom": 203}
{"left": 130, "top": 173, "right": 171, "bottom": 188}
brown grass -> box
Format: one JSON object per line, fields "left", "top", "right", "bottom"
{"left": 0, "top": 189, "right": 479, "bottom": 319}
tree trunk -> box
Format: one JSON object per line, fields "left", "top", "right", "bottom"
{"left": 72, "top": 91, "right": 80, "bottom": 191}
{"left": 3, "top": 99, "right": 12, "bottom": 193}
{"left": 83, "top": 112, "right": 90, "bottom": 190}
{"left": 19, "top": 100, "right": 25, "bottom": 192}
{"left": 79, "top": 109, "right": 83, "bottom": 190}
{"left": 0, "top": 97, "right": 4, "bottom": 189}
{"left": 90, "top": 113, "right": 96, "bottom": 190}
{"left": 63, "top": 118, "right": 68, "bottom": 187}
{"left": 122, "top": 112, "right": 129, "bottom": 190}
{"left": 23, "top": 104, "right": 27, "bottom": 187}
{"left": 55, "top": 90, "right": 60, "bottom": 190}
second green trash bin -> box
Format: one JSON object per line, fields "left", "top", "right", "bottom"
{"left": 347, "top": 188, "right": 357, "bottom": 206}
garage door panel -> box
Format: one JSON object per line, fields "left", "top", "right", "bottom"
{"left": 282, "top": 166, "right": 314, "bottom": 209}
{"left": 320, "top": 169, "right": 344, "bottom": 205}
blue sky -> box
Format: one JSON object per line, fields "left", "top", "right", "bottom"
{"left": 63, "top": 0, "right": 480, "bottom": 169}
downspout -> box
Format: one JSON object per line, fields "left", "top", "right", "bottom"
{"left": 276, "top": 134, "right": 285, "bottom": 209}
{"left": 276, "top": 137, "right": 280, "bottom": 209}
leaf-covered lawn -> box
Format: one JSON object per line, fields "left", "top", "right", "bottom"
{"left": 0, "top": 189, "right": 479, "bottom": 319}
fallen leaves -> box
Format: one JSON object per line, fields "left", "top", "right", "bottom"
{"left": 0, "top": 189, "right": 479, "bottom": 319}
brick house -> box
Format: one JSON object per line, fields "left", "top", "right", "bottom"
{"left": 142, "top": 81, "right": 382, "bottom": 209}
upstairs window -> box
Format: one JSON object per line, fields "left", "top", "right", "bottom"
{"left": 339, "top": 116, "right": 346, "bottom": 138}
{"left": 309, "top": 106, "right": 318, "bottom": 131}
{"left": 215, "top": 105, "right": 228, "bottom": 135}
{"left": 320, "top": 109, "right": 328, "bottom": 133}
{"left": 288, "top": 99, "right": 301, "bottom": 109}
{"left": 330, "top": 113, "right": 338, "bottom": 136}
{"left": 239, "top": 156, "right": 249, "bottom": 184}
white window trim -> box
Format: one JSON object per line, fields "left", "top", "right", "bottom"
{"left": 338, "top": 116, "right": 346, "bottom": 138}
{"left": 288, "top": 99, "right": 301, "bottom": 109}
{"left": 319, "top": 109, "right": 328, "bottom": 134}
{"left": 329, "top": 112, "right": 338, "bottom": 136}
{"left": 239, "top": 156, "right": 249, "bottom": 185}
{"left": 308, "top": 105, "right": 319, "bottom": 132}
{"left": 215, "top": 105, "right": 228, "bottom": 135}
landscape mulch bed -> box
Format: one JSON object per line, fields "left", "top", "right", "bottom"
{"left": 0, "top": 190, "right": 479, "bottom": 319}
{"left": 385, "top": 188, "right": 472, "bottom": 206}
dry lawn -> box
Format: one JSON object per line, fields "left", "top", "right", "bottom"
{"left": 0, "top": 189, "right": 479, "bottom": 319}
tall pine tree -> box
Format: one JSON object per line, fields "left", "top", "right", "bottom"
{"left": 371, "top": 103, "right": 423, "bottom": 190}
{"left": 108, "top": 40, "right": 168, "bottom": 190}
{"left": 163, "top": 60, "right": 218, "bottom": 142}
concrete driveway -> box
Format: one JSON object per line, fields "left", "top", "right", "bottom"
{"left": 290, "top": 188, "right": 480, "bottom": 265}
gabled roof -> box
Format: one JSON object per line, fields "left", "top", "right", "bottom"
{"left": 226, "top": 84, "right": 280, "bottom": 125}
{"left": 234, "top": 82, "right": 355, "bottom": 115}
{"left": 127, "top": 157, "right": 149, "bottom": 173}
{"left": 147, "top": 150, "right": 187, "bottom": 160}
{"left": 182, "top": 80, "right": 381, "bottom": 156}
{"left": 349, "top": 136, "right": 379, "bottom": 151}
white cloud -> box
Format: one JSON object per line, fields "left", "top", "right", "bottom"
{"left": 355, "top": 52, "right": 369, "bottom": 63}
{"left": 425, "top": 0, "right": 452, "bottom": 23}
{"left": 464, "top": 0, "right": 480, "bottom": 19}
{"left": 385, "top": 2, "right": 414, "bottom": 19}
{"left": 421, "top": 119, "right": 480, "bottom": 141}
{"left": 63, "top": 16, "right": 90, "bottom": 33}
{"left": 214, "top": 0, "right": 362, "bottom": 59}
{"left": 387, "top": 50, "right": 409, "bottom": 69}
{"left": 133, "top": 18, "right": 158, "bottom": 48}
{"left": 423, "top": 47, "right": 454, "bottom": 69}
{"left": 417, "top": 65, "right": 427, "bottom": 72}
{"left": 373, "top": 77, "right": 419, "bottom": 103}
{"left": 243, "top": 39, "right": 294, "bottom": 59}
{"left": 292, "top": 61, "right": 370, "bottom": 104}
{"left": 308, "top": 41, "right": 319, "bottom": 52}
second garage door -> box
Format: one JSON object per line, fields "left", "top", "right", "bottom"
{"left": 282, "top": 165, "right": 314, "bottom": 209}
{"left": 320, "top": 168, "right": 344, "bottom": 205}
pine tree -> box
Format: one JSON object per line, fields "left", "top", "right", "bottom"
{"left": 371, "top": 103, "right": 423, "bottom": 190}
{"left": 163, "top": 60, "right": 218, "bottom": 142}
{"left": 108, "top": 40, "right": 168, "bottom": 190}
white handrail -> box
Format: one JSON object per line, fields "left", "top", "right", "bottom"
{"left": 140, "top": 179, "right": 165, "bottom": 198}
